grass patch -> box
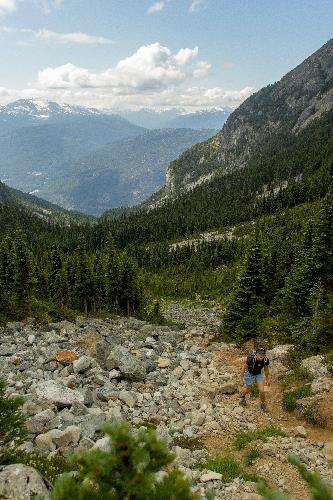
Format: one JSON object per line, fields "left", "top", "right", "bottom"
{"left": 282, "top": 384, "right": 311, "bottom": 412}
{"left": 234, "top": 426, "right": 287, "bottom": 450}
{"left": 173, "top": 436, "right": 206, "bottom": 451}
{"left": 194, "top": 455, "right": 260, "bottom": 484}
{"left": 250, "top": 384, "right": 259, "bottom": 397}
{"left": 243, "top": 448, "right": 262, "bottom": 466}
{"left": 8, "top": 451, "right": 70, "bottom": 484}
{"left": 323, "top": 350, "right": 333, "bottom": 376}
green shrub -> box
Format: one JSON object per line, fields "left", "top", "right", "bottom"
{"left": 173, "top": 436, "right": 206, "bottom": 451}
{"left": 194, "top": 455, "right": 260, "bottom": 484}
{"left": 282, "top": 384, "right": 311, "bottom": 412}
{"left": 0, "top": 379, "right": 27, "bottom": 464}
{"left": 323, "top": 351, "right": 333, "bottom": 375}
{"left": 234, "top": 426, "right": 287, "bottom": 450}
{"left": 8, "top": 451, "right": 70, "bottom": 484}
{"left": 51, "top": 421, "right": 199, "bottom": 500}
{"left": 243, "top": 448, "right": 262, "bottom": 466}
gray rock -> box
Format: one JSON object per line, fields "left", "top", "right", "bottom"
{"left": 0, "top": 464, "right": 50, "bottom": 499}
{"left": 118, "top": 390, "right": 137, "bottom": 408}
{"left": 311, "top": 377, "right": 332, "bottom": 394}
{"left": 26, "top": 409, "right": 56, "bottom": 434}
{"left": 35, "top": 381, "right": 84, "bottom": 408}
{"left": 106, "top": 346, "right": 147, "bottom": 381}
{"left": 73, "top": 355, "right": 93, "bottom": 373}
{"left": 301, "top": 355, "right": 329, "bottom": 378}
{"left": 218, "top": 381, "right": 238, "bottom": 394}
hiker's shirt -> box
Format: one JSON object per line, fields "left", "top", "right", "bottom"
{"left": 246, "top": 354, "right": 269, "bottom": 375}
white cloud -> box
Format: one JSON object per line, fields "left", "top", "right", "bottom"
{"left": 0, "top": 26, "right": 113, "bottom": 44}
{"left": 36, "top": 43, "right": 210, "bottom": 91}
{"left": 35, "top": 29, "right": 113, "bottom": 44}
{"left": 189, "top": 0, "right": 208, "bottom": 13}
{"left": 0, "top": 42, "right": 255, "bottom": 111}
{"left": 147, "top": 1, "right": 164, "bottom": 14}
{"left": 0, "top": 0, "right": 17, "bottom": 17}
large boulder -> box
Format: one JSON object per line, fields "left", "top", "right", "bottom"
{"left": 301, "top": 355, "right": 330, "bottom": 378}
{"left": 34, "top": 380, "right": 84, "bottom": 408}
{"left": 106, "top": 346, "right": 146, "bottom": 381}
{"left": 0, "top": 464, "right": 50, "bottom": 499}
{"left": 266, "top": 345, "right": 293, "bottom": 376}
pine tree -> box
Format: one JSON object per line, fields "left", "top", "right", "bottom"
{"left": 49, "top": 245, "right": 62, "bottom": 299}
{"left": 51, "top": 421, "right": 198, "bottom": 500}
{"left": 104, "top": 234, "right": 121, "bottom": 311}
{"left": 12, "top": 230, "right": 37, "bottom": 311}
{"left": 120, "top": 255, "right": 142, "bottom": 316}
{"left": 73, "top": 235, "right": 94, "bottom": 313}
{"left": 222, "top": 239, "right": 266, "bottom": 341}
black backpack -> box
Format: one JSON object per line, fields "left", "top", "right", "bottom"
{"left": 247, "top": 349, "right": 268, "bottom": 374}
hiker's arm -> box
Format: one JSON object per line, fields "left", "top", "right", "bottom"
{"left": 239, "top": 361, "right": 248, "bottom": 385}
{"left": 264, "top": 365, "right": 270, "bottom": 385}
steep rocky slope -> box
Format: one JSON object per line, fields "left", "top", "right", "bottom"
{"left": 155, "top": 38, "right": 333, "bottom": 199}
{"left": 1, "top": 304, "right": 333, "bottom": 499}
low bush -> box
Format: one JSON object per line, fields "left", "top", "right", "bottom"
{"left": 234, "top": 426, "right": 287, "bottom": 451}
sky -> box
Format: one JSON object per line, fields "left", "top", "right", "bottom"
{"left": 0, "top": 0, "right": 332, "bottom": 111}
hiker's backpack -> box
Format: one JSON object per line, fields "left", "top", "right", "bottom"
{"left": 246, "top": 349, "right": 268, "bottom": 374}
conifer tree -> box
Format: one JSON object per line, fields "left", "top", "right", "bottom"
{"left": 0, "top": 235, "right": 15, "bottom": 294}
{"left": 51, "top": 421, "right": 198, "bottom": 500}
{"left": 120, "top": 254, "right": 142, "bottom": 316}
{"left": 73, "top": 235, "right": 94, "bottom": 313}
{"left": 53, "top": 260, "right": 70, "bottom": 310}
{"left": 49, "top": 245, "right": 62, "bottom": 298}
{"left": 104, "top": 234, "right": 121, "bottom": 311}
{"left": 222, "top": 239, "right": 265, "bottom": 341}
{"left": 12, "top": 230, "right": 37, "bottom": 311}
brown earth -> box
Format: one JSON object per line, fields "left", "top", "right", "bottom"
{"left": 200, "top": 345, "right": 333, "bottom": 499}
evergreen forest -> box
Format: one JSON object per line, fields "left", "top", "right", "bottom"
{"left": 0, "top": 102, "right": 332, "bottom": 365}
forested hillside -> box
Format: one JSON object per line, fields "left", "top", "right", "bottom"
{"left": 0, "top": 39, "right": 332, "bottom": 365}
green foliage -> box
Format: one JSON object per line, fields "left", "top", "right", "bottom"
{"left": 194, "top": 455, "right": 260, "bottom": 483}
{"left": 8, "top": 451, "right": 70, "bottom": 484}
{"left": 234, "top": 426, "right": 287, "bottom": 451}
{"left": 0, "top": 379, "right": 27, "bottom": 464}
{"left": 282, "top": 384, "right": 311, "bottom": 412}
{"left": 323, "top": 350, "right": 333, "bottom": 375}
{"left": 51, "top": 421, "right": 199, "bottom": 500}
{"left": 243, "top": 448, "right": 262, "bottom": 467}
{"left": 173, "top": 436, "right": 206, "bottom": 451}
{"left": 288, "top": 454, "right": 333, "bottom": 500}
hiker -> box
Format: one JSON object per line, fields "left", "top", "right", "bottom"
{"left": 239, "top": 345, "right": 270, "bottom": 412}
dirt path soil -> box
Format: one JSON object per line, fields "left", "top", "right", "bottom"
{"left": 201, "top": 345, "right": 333, "bottom": 499}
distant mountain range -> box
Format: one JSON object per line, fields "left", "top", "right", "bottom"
{"left": 37, "top": 128, "right": 215, "bottom": 215}
{"left": 118, "top": 107, "right": 231, "bottom": 130}
{"left": 0, "top": 99, "right": 216, "bottom": 214}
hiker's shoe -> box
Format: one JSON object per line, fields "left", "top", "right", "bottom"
{"left": 260, "top": 402, "right": 268, "bottom": 412}
{"left": 239, "top": 394, "right": 246, "bottom": 406}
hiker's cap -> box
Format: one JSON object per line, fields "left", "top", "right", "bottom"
{"left": 256, "top": 346, "right": 266, "bottom": 354}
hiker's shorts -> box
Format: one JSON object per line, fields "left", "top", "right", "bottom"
{"left": 243, "top": 371, "right": 265, "bottom": 386}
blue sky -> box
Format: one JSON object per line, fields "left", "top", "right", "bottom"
{"left": 0, "top": 0, "right": 332, "bottom": 110}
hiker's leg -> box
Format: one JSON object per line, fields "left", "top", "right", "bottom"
{"left": 256, "top": 380, "right": 265, "bottom": 402}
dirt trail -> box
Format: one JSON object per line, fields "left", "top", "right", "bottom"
{"left": 201, "top": 345, "right": 333, "bottom": 499}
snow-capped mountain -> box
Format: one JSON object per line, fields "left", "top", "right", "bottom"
{"left": 118, "top": 107, "right": 232, "bottom": 130}
{"left": 0, "top": 99, "right": 105, "bottom": 132}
